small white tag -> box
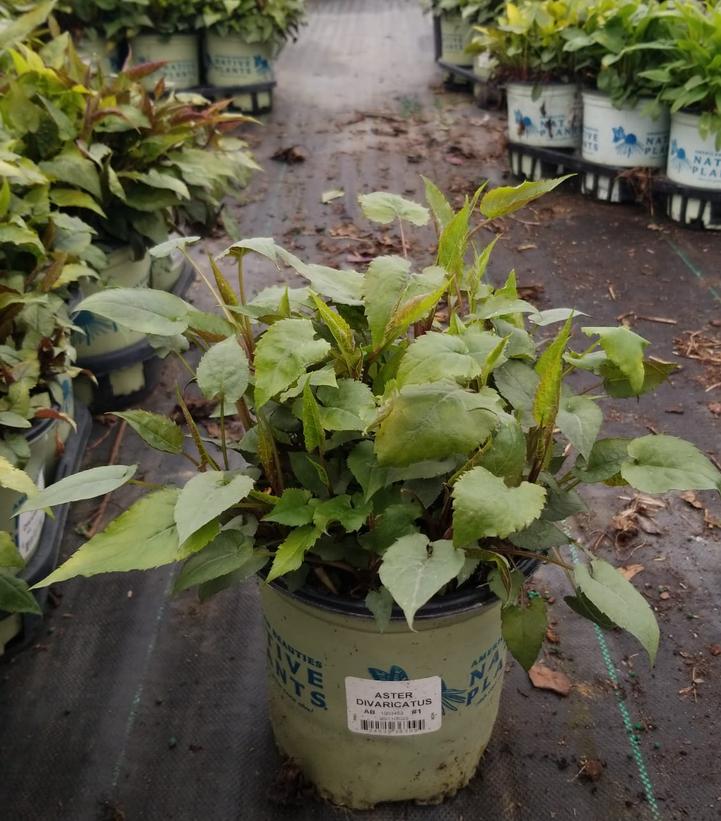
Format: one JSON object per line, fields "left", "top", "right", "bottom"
{"left": 345, "top": 675, "right": 442, "bottom": 736}
{"left": 17, "top": 470, "right": 45, "bottom": 561}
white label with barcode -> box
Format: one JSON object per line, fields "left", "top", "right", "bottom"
{"left": 345, "top": 675, "right": 442, "bottom": 736}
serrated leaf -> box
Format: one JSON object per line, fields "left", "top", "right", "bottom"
{"left": 379, "top": 535, "right": 464, "bottom": 629}
{"left": 557, "top": 393, "right": 603, "bottom": 460}
{"left": 174, "top": 472, "right": 254, "bottom": 545}
{"left": 365, "top": 586, "right": 394, "bottom": 632}
{"left": 302, "top": 383, "right": 325, "bottom": 454}
{"left": 621, "top": 435, "right": 721, "bottom": 493}
{"left": 0, "top": 455, "right": 37, "bottom": 498}
{"left": 480, "top": 417, "right": 527, "bottom": 485}
{"left": 113, "top": 410, "right": 184, "bottom": 455}
{"left": 254, "top": 318, "right": 330, "bottom": 408}
{"left": 34, "top": 489, "right": 181, "bottom": 588}
{"left": 0, "top": 532, "right": 23, "bottom": 569}
{"left": 196, "top": 336, "right": 249, "bottom": 404}
{"left": 375, "top": 383, "right": 501, "bottom": 467}
{"left": 263, "top": 488, "right": 315, "bottom": 526}
{"left": 266, "top": 525, "right": 321, "bottom": 583}
{"left": 479, "top": 176, "right": 572, "bottom": 219}
{"left": 501, "top": 598, "right": 547, "bottom": 671}
{"left": 533, "top": 316, "right": 573, "bottom": 429}
{"left": 574, "top": 558, "right": 659, "bottom": 664}
{"left": 452, "top": 466, "right": 546, "bottom": 546}
{"left": 17, "top": 465, "right": 136, "bottom": 514}
{"left": 74, "top": 288, "right": 192, "bottom": 336}
{"left": 358, "top": 192, "right": 430, "bottom": 226}
{"left": 174, "top": 530, "right": 264, "bottom": 593}
{"left": 422, "top": 176, "right": 453, "bottom": 230}
{"left": 0, "top": 572, "right": 41, "bottom": 614}
{"left": 583, "top": 326, "right": 649, "bottom": 394}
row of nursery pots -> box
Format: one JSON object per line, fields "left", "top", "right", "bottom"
{"left": 507, "top": 83, "right": 721, "bottom": 190}
{"left": 82, "top": 31, "right": 276, "bottom": 90}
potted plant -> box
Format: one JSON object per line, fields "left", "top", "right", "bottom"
{"left": 201, "top": 0, "right": 305, "bottom": 104}
{"left": 639, "top": 0, "right": 721, "bottom": 226}
{"left": 473, "top": 0, "right": 587, "bottom": 153}
{"left": 129, "top": 0, "right": 202, "bottom": 89}
{"left": 563, "top": 0, "right": 673, "bottom": 177}
{"left": 6, "top": 177, "right": 718, "bottom": 806}
{"left": 424, "top": 0, "right": 502, "bottom": 67}
{"left": 1, "top": 31, "right": 259, "bottom": 408}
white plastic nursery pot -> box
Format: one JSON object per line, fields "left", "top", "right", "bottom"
{"left": 132, "top": 33, "right": 200, "bottom": 90}
{"left": 73, "top": 247, "right": 150, "bottom": 359}
{"left": 473, "top": 51, "right": 495, "bottom": 83}
{"left": 150, "top": 247, "right": 185, "bottom": 292}
{"left": 507, "top": 83, "right": 581, "bottom": 148}
{"left": 666, "top": 111, "right": 721, "bottom": 190}
{"left": 581, "top": 91, "right": 669, "bottom": 168}
{"left": 0, "top": 417, "right": 58, "bottom": 563}
{"left": 261, "top": 579, "right": 510, "bottom": 808}
{"left": 204, "top": 32, "right": 274, "bottom": 87}
{"left": 439, "top": 14, "right": 473, "bottom": 66}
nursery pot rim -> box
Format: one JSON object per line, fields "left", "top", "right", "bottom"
{"left": 263, "top": 557, "right": 538, "bottom": 621}
{"left": 506, "top": 80, "right": 579, "bottom": 90}
{"left": 22, "top": 414, "right": 56, "bottom": 447}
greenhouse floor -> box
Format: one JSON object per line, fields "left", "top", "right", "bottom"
{"left": 2, "top": 1, "right": 721, "bottom": 819}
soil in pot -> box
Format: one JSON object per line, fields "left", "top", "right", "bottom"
{"left": 261, "top": 577, "right": 512, "bottom": 808}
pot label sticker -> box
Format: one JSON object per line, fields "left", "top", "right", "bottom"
{"left": 15, "top": 470, "right": 45, "bottom": 561}
{"left": 345, "top": 676, "right": 442, "bottom": 736}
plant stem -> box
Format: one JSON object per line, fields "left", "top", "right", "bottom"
{"left": 219, "top": 396, "right": 229, "bottom": 470}
{"left": 398, "top": 218, "right": 408, "bottom": 258}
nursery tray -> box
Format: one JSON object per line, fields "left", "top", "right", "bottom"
{"left": 0, "top": 402, "right": 92, "bottom": 656}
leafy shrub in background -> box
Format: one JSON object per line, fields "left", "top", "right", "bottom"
{"left": 423, "top": 0, "right": 504, "bottom": 26}
{"left": 198, "top": 0, "right": 306, "bottom": 43}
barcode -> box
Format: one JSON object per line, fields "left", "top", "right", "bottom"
{"left": 360, "top": 719, "right": 426, "bottom": 733}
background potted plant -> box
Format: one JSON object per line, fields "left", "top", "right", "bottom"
{"left": 201, "top": 0, "right": 305, "bottom": 106}
{"left": 473, "top": 0, "right": 586, "bottom": 156}
{"left": 5, "top": 177, "right": 719, "bottom": 807}
{"left": 424, "top": 0, "right": 502, "bottom": 67}
{"left": 563, "top": 0, "right": 673, "bottom": 177}
{"left": 639, "top": 0, "right": 721, "bottom": 226}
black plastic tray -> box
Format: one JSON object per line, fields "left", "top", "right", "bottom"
{"left": 0, "top": 402, "right": 92, "bottom": 656}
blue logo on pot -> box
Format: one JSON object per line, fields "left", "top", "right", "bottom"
{"left": 669, "top": 139, "right": 690, "bottom": 171}
{"left": 368, "top": 665, "right": 466, "bottom": 715}
{"left": 254, "top": 55, "right": 271, "bottom": 74}
{"left": 514, "top": 110, "right": 538, "bottom": 138}
{"left": 72, "top": 310, "right": 118, "bottom": 345}
{"left": 612, "top": 126, "right": 642, "bottom": 158}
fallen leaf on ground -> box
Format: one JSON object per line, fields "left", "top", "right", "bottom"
{"left": 659, "top": 591, "right": 671, "bottom": 600}
{"left": 545, "top": 626, "right": 560, "bottom": 644}
{"left": 709, "top": 403, "right": 721, "bottom": 416}
{"left": 578, "top": 757, "right": 604, "bottom": 782}
{"left": 709, "top": 644, "right": 721, "bottom": 656}
{"left": 619, "top": 563, "right": 644, "bottom": 581}
{"left": 704, "top": 508, "right": 721, "bottom": 529}
{"left": 516, "top": 243, "right": 537, "bottom": 252}
{"left": 528, "top": 663, "right": 572, "bottom": 696}
{"left": 321, "top": 189, "right": 344, "bottom": 204}
{"left": 272, "top": 145, "right": 307, "bottom": 164}
{"left": 681, "top": 491, "right": 704, "bottom": 509}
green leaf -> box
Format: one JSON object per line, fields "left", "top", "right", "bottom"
{"left": 508, "top": 519, "right": 568, "bottom": 549}
{"left": 17, "top": 465, "right": 136, "bottom": 514}
{"left": 0, "top": 0, "right": 55, "bottom": 49}
{"left": 479, "top": 417, "right": 527, "bottom": 485}
{"left": 313, "top": 495, "right": 371, "bottom": 533}
{"left": 452, "top": 466, "right": 547, "bottom": 546}
{"left": 363, "top": 256, "right": 412, "bottom": 348}
{"left": 112, "top": 411, "right": 184, "bottom": 455}
{"left": 174, "top": 472, "right": 254, "bottom": 545}
{"left": 493, "top": 360, "right": 538, "bottom": 421}
{"left": 310, "top": 293, "right": 358, "bottom": 372}
{"left": 263, "top": 489, "right": 315, "bottom": 526}
{"left": 479, "top": 176, "right": 572, "bottom": 219}
{"left": 150, "top": 236, "right": 201, "bottom": 257}
{"left": 583, "top": 326, "right": 649, "bottom": 394}
{"left": 557, "top": 393, "right": 603, "bottom": 460}
{"left": 253, "top": 318, "right": 331, "bottom": 408}
{"left": 501, "top": 598, "right": 547, "bottom": 671}
{"left": 564, "top": 592, "right": 615, "bottom": 630}
{"left": 74, "top": 289, "right": 192, "bottom": 336}
{"left": 316, "top": 380, "right": 376, "bottom": 431}
{"left": 302, "top": 383, "right": 325, "bottom": 454}
{"left": 621, "top": 435, "right": 721, "bottom": 493}
{"left": 266, "top": 525, "right": 322, "bottom": 583}
{"left": 0, "top": 532, "right": 23, "bottom": 570}
{"left": 396, "top": 332, "right": 481, "bottom": 387}
{"left": 574, "top": 558, "right": 659, "bottom": 664}
{"left": 177, "top": 519, "right": 220, "bottom": 559}
{"left": 34, "top": 489, "right": 181, "bottom": 588}
{"left": 573, "top": 438, "right": 631, "bottom": 484}
{"left": 40, "top": 147, "right": 102, "bottom": 199}
{"left": 174, "top": 530, "right": 263, "bottom": 593}
{"left": 49, "top": 188, "right": 106, "bottom": 217}
{"left": 0, "top": 572, "right": 41, "bottom": 615}
{"left": 379, "top": 535, "right": 464, "bottom": 629}
{"left": 601, "top": 359, "right": 677, "bottom": 399}
{"left": 422, "top": 176, "right": 453, "bottom": 230}
{"left": 365, "top": 586, "right": 394, "bottom": 632}
{"left": 375, "top": 383, "right": 501, "bottom": 467}
{"left": 358, "top": 192, "right": 430, "bottom": 226}
{"left": 0, "top": 455, "right": 37, "bottom": 497}
{"left": 196, "top": 336, "right": 249, "bottom": 404}
{"left": 533, "top": 316, "right": 573, "bottom": 429}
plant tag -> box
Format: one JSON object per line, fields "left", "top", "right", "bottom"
{"left": 345, "top": 675, "right": 442, "bottom": 736}
{"left": 16, "top": 470, "right": 45, "bottom": 561}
